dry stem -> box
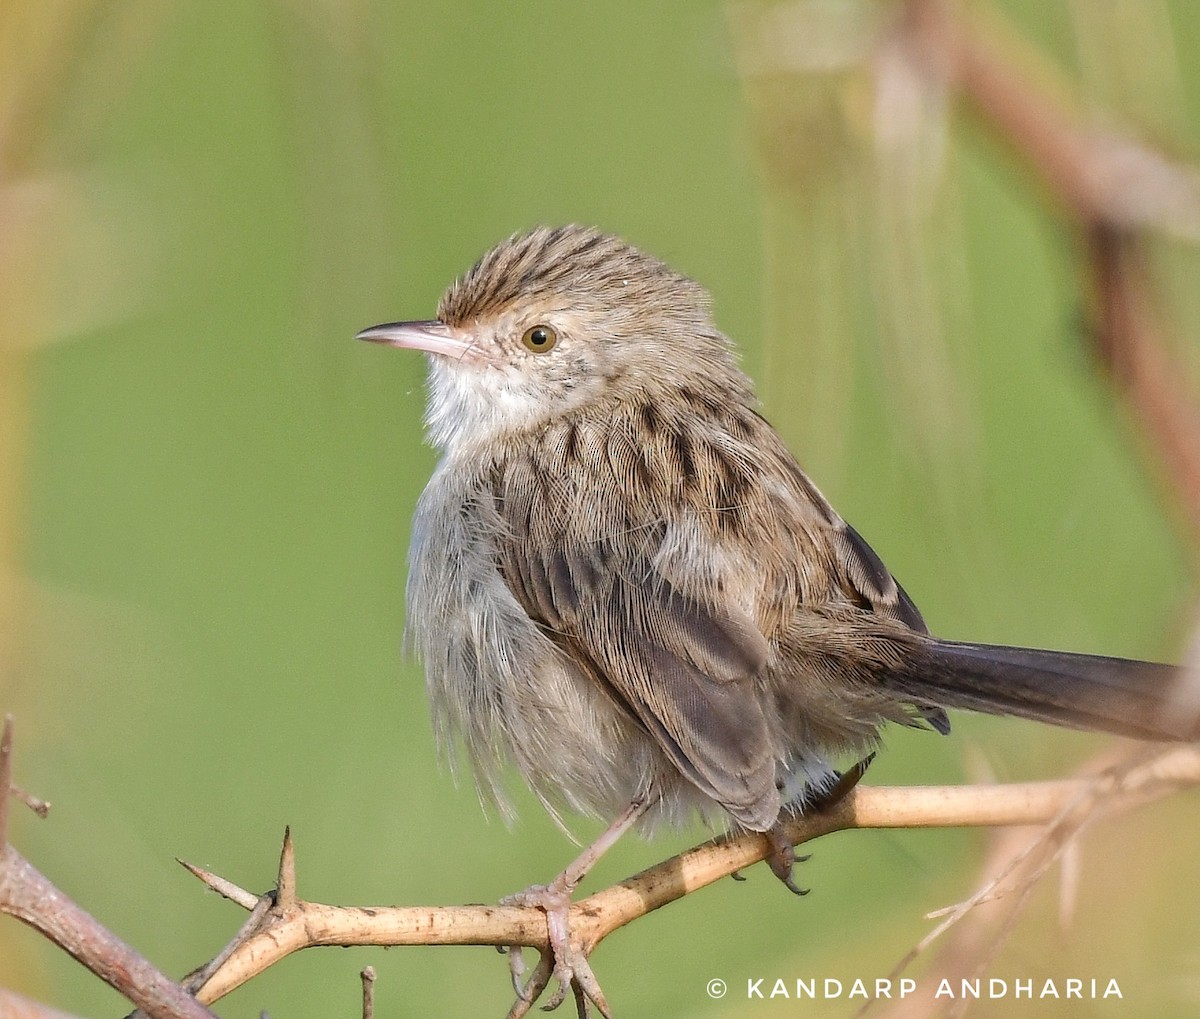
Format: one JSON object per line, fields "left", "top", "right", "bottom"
{"left": 181, "top": 745, "right": 1200, "bottom": 1007}
{"left": 0, "top": 717, "right": 217, "bottom": 1019}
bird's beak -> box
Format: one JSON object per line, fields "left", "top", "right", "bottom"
{"left": 355, "top": 320, "right": 478, "bottom": 361}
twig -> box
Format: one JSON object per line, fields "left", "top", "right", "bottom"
{"left": 182, "top": 745, "right": 1200, "bottom": 1007}
{"left": 360, "top": 967, "right": 376, "bottom": 1019}
{"left": 9, "top": 786, "right": 51, "bottom": 818}
{"left": 0, "top": 718, "right": 218, "bottom": 1019}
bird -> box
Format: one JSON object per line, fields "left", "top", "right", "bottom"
{"left": 357, "top": 225, "right": 1192, "bottom": 1014}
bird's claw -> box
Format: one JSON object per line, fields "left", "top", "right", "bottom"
{"left": 762, "top": 751, "right": 871, "bottom": 894}
{"left": 502, "top": 884, "right": 612, "bottom": 1019}
{"left": 765, "top": 822, "right": 810, "bottom": 896}
{"left": 503, "top": 941, "right": 529, "bottom": 996}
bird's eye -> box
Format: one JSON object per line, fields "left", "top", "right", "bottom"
{"left": 521, "top": 324, "right": 558, "bottom": 353}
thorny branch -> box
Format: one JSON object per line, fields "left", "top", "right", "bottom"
{"left": 5, "top": 745, "right": 1197, "bottom": 1016}
{"left": 165, "top": 745, "right": 1200, "bottom": 1013}
{"left": 728, "top": 1, "right": 1200, "bottom": 1009}
{"left": 0, "top": 717, "right": 217, "bottom": 1019}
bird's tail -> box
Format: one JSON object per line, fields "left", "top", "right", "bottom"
{"left": 886, "top": 639, "right": 1198, "bottom": 742}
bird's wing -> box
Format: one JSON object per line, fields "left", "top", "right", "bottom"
{"left": 753, "top": 419, "right": 928, "bottom": 633}
{"left": 761, "top": 429, "right": 949, "bottom": 732}
{"left": 489, "top": 436, "right": 780, "bottom": 828}
{"left": 495, "top": 530, "right": 780, "bottom": 827}
{"left": 486, "top": 402, "right": 945, "bottom": 825}
{"left": 830, "top": 520, "right": 928, "bottom": 632}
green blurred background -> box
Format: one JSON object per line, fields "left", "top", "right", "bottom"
{"left": 4, "top": 2, "right": 1199, "bottom": 1016}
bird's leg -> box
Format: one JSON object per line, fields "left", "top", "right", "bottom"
{"left": 765, "top": 753, "right": 877, "bottom": 896}
{"left": 808, "top": 752, "right": 875, "bottom": 813}
{"left": 504, "top": 794, "right": 651, "bottom": 1017}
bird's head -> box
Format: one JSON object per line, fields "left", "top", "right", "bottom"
{"left": 357, "top": 226, "right": 751, "bottom": 452}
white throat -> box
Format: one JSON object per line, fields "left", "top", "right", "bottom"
{"left": 424, "top": 356, "right": 557, "bottom": 453}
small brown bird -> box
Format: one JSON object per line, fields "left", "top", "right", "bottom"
{"left": 359, "top": 226, "right": 1191, "bottom": 1011}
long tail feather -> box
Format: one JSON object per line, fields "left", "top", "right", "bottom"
{"left": 887, "top": 640, "right": 1196, "bottom": 742}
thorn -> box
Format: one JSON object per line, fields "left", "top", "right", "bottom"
{"left": 177, "top": 858, "right": 260, "bottom": 910}
{"left": 11, "top": 786, "right": 50, "bottom": 818}
{"left": 361, "top": 966, "right": 377, "bottom": 1019}
{"left": 276, "top": 826, "right": 296, "bottom": 910}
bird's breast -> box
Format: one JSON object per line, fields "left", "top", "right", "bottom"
{"left": 405, "top": 455, "right": 668, "bottom": 821}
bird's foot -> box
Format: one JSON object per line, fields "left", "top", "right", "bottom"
{"left": 500, "top": 796, "right": 650, "bottom": 1016}
{"left": 502, "top": 881, "right": 610, "bottom": 1019}
{"left": 764, "top": 754, "right": 876, "bottom": 894}
{"left": 764, "top": 822, "right": 811, "bottom": 896}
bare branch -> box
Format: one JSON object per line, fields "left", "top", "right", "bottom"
{"left": 184, "top": 745, "right": 1200, "bottom": 1007}
{"left": 0, "top": 718, "right": 217, "bottom": 1019}
{"left": 863, "top": 743, "right": 1186, "bottom": 1018}
{"left": 0, "top": 848, "right": 218, "bottom": 1019}
{"left": 182, "top": 895, "right": 276, "bottom": 998}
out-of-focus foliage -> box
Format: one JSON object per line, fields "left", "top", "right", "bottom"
{"left": 3, "top": 2, "right": 1198, "bottom": 1016}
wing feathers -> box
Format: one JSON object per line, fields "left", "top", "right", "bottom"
{"left": 486, "top": 403, "right": 933, "bottom": 828}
